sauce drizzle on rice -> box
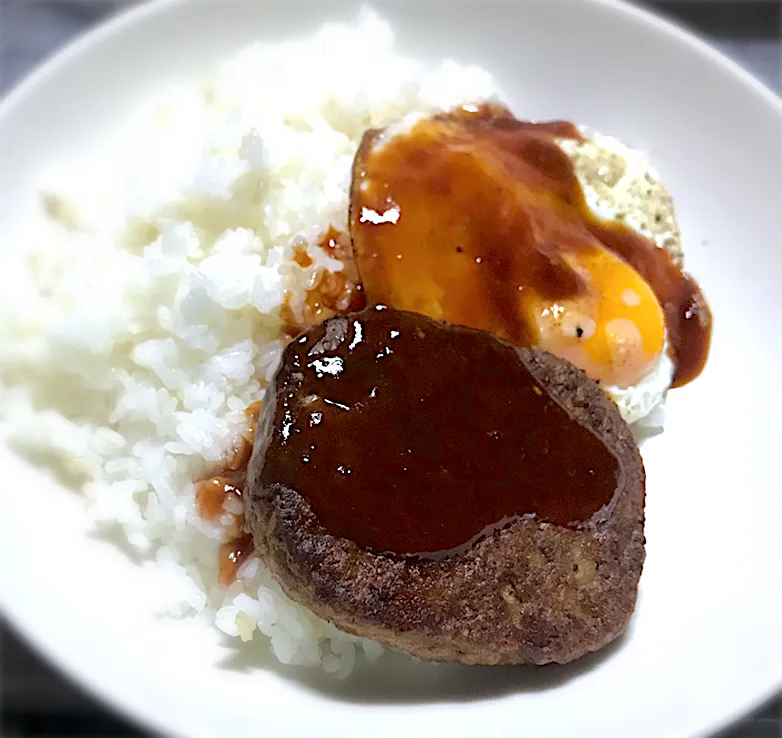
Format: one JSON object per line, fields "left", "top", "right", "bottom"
{"left": 195, "top": 401, "right": 262, "bottom": 585}
{"left": 196, "top": 224, "right": 370, "bottom": 585}
{"left": 281, "top": 227, "right": 366, "bottom": 338}
{"left": 219, "top": 535, "right": 254, "bottom": 587}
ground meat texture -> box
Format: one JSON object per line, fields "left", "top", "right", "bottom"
{"left": 245, "top": 307, "right": 645, "bottom": 665}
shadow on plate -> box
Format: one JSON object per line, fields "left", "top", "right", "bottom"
{"left": 86, "top": 527, "right": 148, "bottom": 567}
{"left": 215, "top": 618, "right": 633, "bottom": 704}
{"left": 6, "top": 438, "right": 90, "bottom": 492}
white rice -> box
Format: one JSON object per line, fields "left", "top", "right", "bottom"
{"left": 0, "top": 11, "right": 499, "bottom": 676}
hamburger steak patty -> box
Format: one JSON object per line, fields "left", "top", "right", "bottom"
{"left": 245, "top": 307, "right": 645, "bottom": 665}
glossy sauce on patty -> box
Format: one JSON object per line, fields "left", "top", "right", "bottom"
{"left": 254, "top": 307, "right": 624, "bottom": 559}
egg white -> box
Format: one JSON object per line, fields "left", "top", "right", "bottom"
{"left": 603, "top": 346, "right": 674, "bottom": 426}
{"left": 557, "top": 132, "right": 681, "bottom": 426}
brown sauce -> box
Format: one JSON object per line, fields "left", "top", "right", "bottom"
{"left": 218, "top": 534, "right": 254, "bottom": 587}
{"left": 591, "top": 223, "right": 710, "bottom": 387}
{"left": 291, "top": 243, "right": 313, "bottom": 268}
{"left": 318, "top": 225, "right": 344, "bottom": 256}
{"left": 195, "top": 475, "right": 243, "bottom": 521}
{"left": 281, "top": 227, "right": 366, "bottom": 338}
{"left": 195, "top": 401, "right": 262, "bottom": 585}
{"left": 350, "top": 103, "right": 711, "bottom": 387}
{"left": 257, "top": 307, "right": 623, "bottom": 559}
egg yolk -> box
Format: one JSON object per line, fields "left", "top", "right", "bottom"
{"left": 532, "top": 248, "right": 666, "bottom": 388}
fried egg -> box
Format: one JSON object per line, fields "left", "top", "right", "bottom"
{"left": 351, "top": 109, "right": 687, "bottom": 426}
{"left": 558, "top": 132, "right": 681, "bottom": 424}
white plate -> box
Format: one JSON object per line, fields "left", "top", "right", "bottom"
{"left": 1, "top": 1, "right": 780, "bottom": 737}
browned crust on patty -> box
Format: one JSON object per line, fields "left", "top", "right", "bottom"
{"left": 245, "top": 340, "right": 645, "bottom": 666}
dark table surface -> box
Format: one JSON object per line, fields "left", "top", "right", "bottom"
{"left": 1, "top": 1, "right": 780, "bottom": 736}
